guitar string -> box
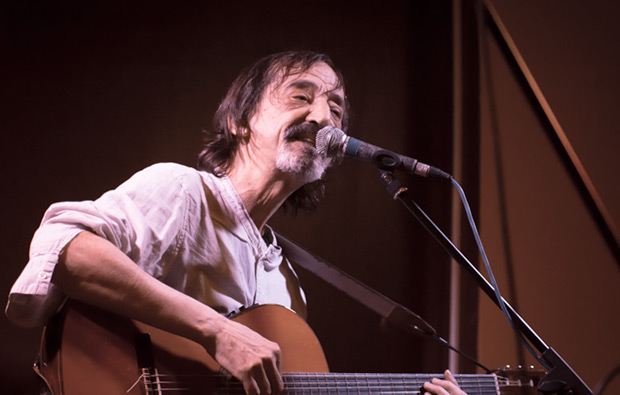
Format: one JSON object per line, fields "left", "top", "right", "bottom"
{"left": 144, "top": 390, "right": 496, "bottom": 394}
{"left": 142, "top": 384, "right": 498, "bottom": 395}
{"left": 145, "top": 392, "right": 430, "bottom": 394}
{"left": 140, "top": 375, "right": 501, "bottom": 385}
{"left": 143, "top": 390, "right": 433, "bottom": 395}
{"left": 140, "top": 384, "right": 499, "bottom": 394}
{"left": 140, "top": 382, "right": 497, "bottom": 394}
{"left": 141, "top": 376, "right": 502, "bottom": 386}
{"left": 143, "top": 386, "right": 499, "bottom": 391}
{"left": 141, "top": 378, "right": 500, "bottom": 388}
{"left": 143, "top": 372, "right": 502, "bottom": 381}
{"left": 137, "top": 374, "right": 501, "bottom": 394}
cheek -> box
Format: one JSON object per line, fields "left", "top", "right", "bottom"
{"left": 249, "top": 108, "right": 283, "bottom": 133}
{"left": 247, "top": 112, "right": 263, "bottom": 133}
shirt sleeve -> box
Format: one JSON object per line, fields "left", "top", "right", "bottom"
{"left": 5, "top": 163, "right": 197, "bottom": 327}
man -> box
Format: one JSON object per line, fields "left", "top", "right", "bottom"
{"left": 6, "top": 51, "right": 465, "bottom": 395}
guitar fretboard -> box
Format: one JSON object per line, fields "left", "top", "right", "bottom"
{"left": 139, "top": 372, "right": 500, "bottom": 394}
{"left": 280, "top": 372, "right": 500, "bottom": 394}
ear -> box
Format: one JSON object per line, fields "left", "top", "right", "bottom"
{"left": 228, "top": 116, "right": 250, "bottom": 138}
{"left": 231, "top": 127, "right": 250, "bottom": 138}
{"left": 228, "top": 115, "right": 239, "bottom": 135}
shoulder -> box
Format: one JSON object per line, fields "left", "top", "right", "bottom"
{"left": 118, "top": 163, "right": 234, "bottom": 203}
{"left": 136, "top": 162, "right": 200, "bottom": 179}
{"left": 121, "top": 163, "right": 204, "bottom": 190}
{"left": 110, "top": 163, "right": 210, "bottom": 204}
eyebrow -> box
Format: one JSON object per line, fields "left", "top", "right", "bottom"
{"left": 286, "top": 79, "right": 345, "bottom": 107}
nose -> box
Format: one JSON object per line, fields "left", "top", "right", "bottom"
{"left": 306, "top": 98, "right": 332, "bottom": 128}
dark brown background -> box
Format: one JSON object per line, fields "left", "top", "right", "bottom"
{"left": 2, "top": 1, "right": 618, "bottom": 394}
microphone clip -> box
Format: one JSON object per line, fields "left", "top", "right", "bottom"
{"left": 371, "top": 149, "right": 407, "bottom": 172}
{"left": 379, "top": 170, "right": 409, "bottom": 201}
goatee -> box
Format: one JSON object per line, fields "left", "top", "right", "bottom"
{"left": 276, "top": 123, "right": 332, "bottom": 182}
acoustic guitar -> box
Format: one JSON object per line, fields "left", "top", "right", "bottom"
{"left": 36, "top": 301, "right": 539, "bottom": 394}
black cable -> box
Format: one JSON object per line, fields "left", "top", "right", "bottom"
{"left": 431, "top": 334, "right": 492, "bottom": 373}
{"left": 451, "top": 176, "right": 550, "bottom": 371}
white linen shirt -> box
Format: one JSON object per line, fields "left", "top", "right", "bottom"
{"left": 6, "top": 162, "right": 306, "bottom": 327}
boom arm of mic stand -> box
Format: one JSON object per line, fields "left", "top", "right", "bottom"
{"left": 377, "top": 168, "right": 594, "bottom": 395}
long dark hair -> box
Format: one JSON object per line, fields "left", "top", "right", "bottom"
{"left": 197, "top": 50, "right": 349, "bottom": 213}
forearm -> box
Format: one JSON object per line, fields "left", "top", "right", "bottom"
{"left": 52, "top": 230, "right": 283, "bottom": 394}
{"left": 52, "top": 230, "right": 224, "bottom": 353}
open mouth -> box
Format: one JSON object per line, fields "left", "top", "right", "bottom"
{"left": 285, "top": 123, "right": 320, "bottom": 147}
{"left": 297, "top": 135, "right": 316, "bottom": 146}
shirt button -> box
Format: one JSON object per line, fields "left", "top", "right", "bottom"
{"left": 37, "top": 272, "right": 49, "bottom": 280}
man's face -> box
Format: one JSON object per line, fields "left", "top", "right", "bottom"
{"left": 246, "top": 62, "right": 346, "bottom": 183}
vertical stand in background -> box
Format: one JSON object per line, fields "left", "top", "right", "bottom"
{"left": 376, "top": 158, "right": 594, "bottom": 394}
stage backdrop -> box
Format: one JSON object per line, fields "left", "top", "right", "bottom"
{"left": 477, "top": 1, "right": 620, "bottom": 394}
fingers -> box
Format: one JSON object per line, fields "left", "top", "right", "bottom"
{"left": 444, "top": 369, "right": 460, "bottom": 386}
{"left": 242, "top": 350, "right": 283, "bottom": 395}
{"left": 423, "top": 370, "right": 467, "bottom": 395}
{"left": 214, "top": 320, "right": 283, "bottom": 394}
{"left": 423, "top": 380, "right": 449, "bottom": 395}
{"left": 264, "top": 350, "right": 284, "bottom": 393}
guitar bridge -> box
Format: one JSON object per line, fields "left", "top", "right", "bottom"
{"left": 132, "top": 332, "right": 162, "bottom": 394}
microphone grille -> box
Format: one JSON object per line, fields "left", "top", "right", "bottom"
{"left": 315, "top": 126, "right": 346, "bottom": 158}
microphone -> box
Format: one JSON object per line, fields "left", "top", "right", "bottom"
{"left": 316, "top": 126, "right": 451, "bottom": 179}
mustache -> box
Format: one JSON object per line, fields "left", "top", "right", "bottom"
{"left": 284, "top": 123, "right": 321, "bottom": 141}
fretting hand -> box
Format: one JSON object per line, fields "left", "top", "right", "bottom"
{"left": 423, "top": 370, "right": 468, "bottom": 395}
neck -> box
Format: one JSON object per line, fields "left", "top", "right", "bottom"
{"left": 226, "top": 159, "right": 304, "bottom": 232}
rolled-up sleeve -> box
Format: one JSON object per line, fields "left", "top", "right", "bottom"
{"left": 6, "top": 163, "right": 194, "bottom": 327}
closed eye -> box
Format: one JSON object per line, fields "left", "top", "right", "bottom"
{"left": 330, "top": 107, "right": 342, "bottom": 119}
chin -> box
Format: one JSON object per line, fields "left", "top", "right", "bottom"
{"left": 276, "top": 143, "right": 331, "bottom": 183}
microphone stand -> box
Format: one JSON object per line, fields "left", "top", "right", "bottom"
{"left": 373, "top": 151, "right": 593, "bottom": 395}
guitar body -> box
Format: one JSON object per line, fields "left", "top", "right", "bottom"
{"left": 38, "top": 301, "right": 328, "bottom": 394}
{"left": 37, "top": 301, "right": 535, "bottom": 394}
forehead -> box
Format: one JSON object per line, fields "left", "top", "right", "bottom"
{"left": 269, "top": 62, "right": 345, "bottom": 100}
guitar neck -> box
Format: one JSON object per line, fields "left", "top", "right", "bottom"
{"left": 281, "top": 372, "right": 499, "bottom": 394}
{"left": 138, "top": 371, "right": 500, "bottom": 394}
